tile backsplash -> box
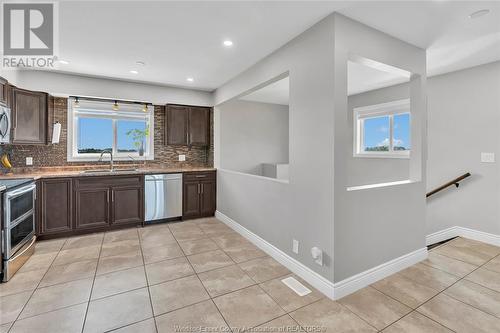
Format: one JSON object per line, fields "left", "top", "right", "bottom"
{"left": 2, "top": 97, "right": 213, "bottom": 170}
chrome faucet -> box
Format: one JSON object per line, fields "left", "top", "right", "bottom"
{"left": 98, "top": 150, "right": 114, "bottom": 171}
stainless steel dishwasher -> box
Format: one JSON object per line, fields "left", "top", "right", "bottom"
{"left": 145, "top": 174, "right": 183, "bottom": 222}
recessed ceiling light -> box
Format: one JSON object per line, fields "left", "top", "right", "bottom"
{"left": 223, "top": 40, "right": 233, "bottom": 47}
{"left": 186, "top": 77, "right": 194, "bottom": 82}
{"left": 469, "top": 9, "right": 490, "bottom": 19}
{"left": 136, "top": 61, "right": 146, "bottom": 66}
{"left": 129, "top": 70, "right": 139, "bottom": 74}
{"left": 58, "top": 59, "right": 69, "bottom": 65}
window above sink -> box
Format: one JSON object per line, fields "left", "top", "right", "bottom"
{"left": 67, "top": 98, "right": 154, "bottom": 162}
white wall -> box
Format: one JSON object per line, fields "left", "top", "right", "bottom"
{"left": 427, "top": 61, "right": 500, "bottom": 236}
{"left": 218, "top": 99, "right": 289, "bottom": 176}
{"left": 347, "top": 83, "right": 410, "bottom": 186}
{"left": 215, "top": 15, "right": 336, "bottom": 283}
{"left": 14, "top": 70, "right": 213, "bottom": 106}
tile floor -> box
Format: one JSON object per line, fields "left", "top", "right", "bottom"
{"left": 1, "top": 218, "right": 500, "bottom": 332}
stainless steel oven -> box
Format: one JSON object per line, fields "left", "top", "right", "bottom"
{"left": 2, "top": 181, "right": 36, "bottom": 281}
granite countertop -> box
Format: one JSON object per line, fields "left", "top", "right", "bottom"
{"left": 0, "top": 166, "right": 216, "bottom": 180}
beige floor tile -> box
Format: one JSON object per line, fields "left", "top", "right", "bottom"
{"left": 197, "top": 223, "right": 234, "bottom": 237}
{"left": 100, "top": 239, "right": 141, "bottom": 258}
{"left": 34, "top": 238, "right": 66, "bottom": 254}
{"left": 224, "top": 242, "right": 267, "bottom": 263}
{"left": 145, "top": 257, "right": 194, "bottom": 285}
{"left": 239, "top": 256, "right": 290, "bottom": 283}
{"left": 253, "top": 315, "right": 301, "bottom": 333}
{"left": 187, "top": 250, "right": 234, "bottom": 273}
{"left": 450, "top": 237, "right": 500, "bottom": 258}
{"left": 142, "top": 243, "right": 184, "bottom": 265}
{"left": 84, "top": 288, "right": 153, "bottom": 333}
{"left": 139, "top": 228, "right": 177, "bottom": 249}
{"left": 211, "top": 233, "right": 248, "bottom": 249}
{"left": 259, "top": 274, "right": 323, "bottom": 312}
{"left": 40, "top": 259, "right": 97, "bottom": 288}
{"left": 62, "top": 233, "right": 103, "bottom": 250}
{"left": 19, "top": 278, "right": 93, "bottom": 319}
{"left": 339, "top": 286, "right": 411, "bottom": 330}
{"left": 445, "top": 279, "right": 500, "bottom": 318}
{"left": 372, "top": 273, "right": 439, "bottom": 308}
{"left": 433, "top": 243, "right": 492, "bottom": 266}
{"left": 149, "top": 275, "right": 209, "bottom": 315}
{"left": 10, "top": 303, "right": 87, "bottom": 333}
{"left": 178, "top": 238, "right": 219, "bottom": 255}
{"left": 213, "top": 285, "right": 285, "bottom": 329}
{"left": 0, "top": 291, "right": 32, "bottom": 324}
{"left": 382, "top": 311, "right": 453, "bottom": 332}
{"left": 0, "top": 268, "right": 46, "bottom": 297}
{"left": 18, "top": 252, "right": 57, "bottom": 273}
{"left": 399, "top": 263, "right": 459, "bottom": 291}
{"left": 96, "top": 250, "right": 143, "bottom": 275}
{"left": 290, "top": 298, "right": 377, "bottom": 333}
{"left": 109, "top": 318, "right": 157, "bottom": 332}
{"left": 103, "top": 228, "right": 139, "bottom": 243}
{"left": 155, "top": 300, "right": 228, "bottom": 333}
{"left": 171, "top": 228, "right": 206, "bottom": 242}
{"left": 198, "top": 265, "right": 255, "bottom": 297}
{"left": 168, "top": 221, "right": 201, "bottom": 232}
{"left": 465, "top": 267, "right": 500, "bottom": 292}
{"left": 483, "top": 255, "right": 500, "bottom": 274}
{"left": 91, "top": 266, "right": 147, "bottom": 300}
{"left": 418, "top": 293, "right": 500, "bottom": 333}
{"left": 53, "top": 245, "right": 101, "bottom": 266}
{"left": 0, "top": 322, "right": 12, "bottom": 333}
{"left": 421, "top": 252, "right": 478, "bottom": 277}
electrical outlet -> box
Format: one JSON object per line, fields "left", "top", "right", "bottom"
{"left": 178, "top": 154, "right": 186, "bottom": 162}
{"left": 26, "top": 157, "right": 33, "bottom": 166}
{"left": 481, "top": 152, "right": 495, "bottom": 163}
{"left": 292, "top": 239, "right": 299, "bottom": 254}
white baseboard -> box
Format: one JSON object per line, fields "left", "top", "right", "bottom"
{"left": 426, "top": 226, "right": 500, "bottom": 247}
{"left": 216, "top": 210, "right": 428, "bottom": 300}
{"left": 215, "top": 211, "right": 336, "bottom": 299}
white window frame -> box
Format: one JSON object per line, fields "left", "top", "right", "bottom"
{"left": 353, "top": 99, "right": 410, "bottom": 159}
{"left": 67, "top": 98, "right": 154, "bottom": 162}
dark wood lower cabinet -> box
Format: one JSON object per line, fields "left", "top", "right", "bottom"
{"left": 74, "top": 187, "right": 110, "bottom": 230}
{"left": 111, "top": 186, "right": 144, "bottom": 225}
{"left": 183, "top": 171, "right": 216, "bottom": 219}
{"left": 37, "top": 178, "right": 73, "bottom": 237}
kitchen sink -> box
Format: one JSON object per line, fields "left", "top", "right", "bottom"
{"left": 80, "top": 168, "right": 139, "bottom": 174}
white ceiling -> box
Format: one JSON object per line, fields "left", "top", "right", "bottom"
{"left": 48, "top": 1, "right": 500, "bottom": 91}
{"left": 240, "top": 77, "right": 290, "bottom": 105}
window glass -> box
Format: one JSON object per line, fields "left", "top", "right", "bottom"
{"left": 362, "top": 116, "right": 390, "bottom": 152}
{"left": 77, "top": 118, "right": 113, "bottom": 154}
{"left": 117, "top": 120, "right": 148, "bottom": 153}
{"left": 393, "top": 113, "right": 410, "bottom": 151}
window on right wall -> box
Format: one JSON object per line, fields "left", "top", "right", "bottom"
{"left": 354, "top": 99, "right": 410, "bottom": 158}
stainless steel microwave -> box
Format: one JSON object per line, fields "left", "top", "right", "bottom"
{"left": 0, "top": 104, "right": 11, "bottom": 144}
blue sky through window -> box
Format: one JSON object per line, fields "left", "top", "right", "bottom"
{"left": 393, "top": 113, "right": 410, "bottom": 150}
{"left": 117, "top": 120, "right": 147, "bottom": 152}
{"left": 363, "top": 116, "right": 389, "bottom": 151}
{"left": 78, "top": 118, "right": 112, "bottom": 153}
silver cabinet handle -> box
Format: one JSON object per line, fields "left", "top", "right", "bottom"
{"left": 201, "top": 184, "right": 204, "bottom": 194}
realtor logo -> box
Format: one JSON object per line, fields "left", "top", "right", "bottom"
{"left": 2, "top": 2, "right": 57, "bottom": 68}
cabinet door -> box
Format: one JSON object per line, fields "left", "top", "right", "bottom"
{"left": 11, "top": 87, "right": 47, "bottom": 144}
{"left": 188, "top": 107, "right": 209, "bottom": 146}
{"left": 166, "top": 105, "right": 188, "bottom": 145}
{"left": 183, "top": 181, "right": 201, "bottom": 218}
{"left": 75, "top": 187, "right": 110, "bottom": 230}
{"left": 200, "top": 180, "right": 216, "bottom": 216}
{"left": 38, "top": 178, "right": 72, "bottom": 236}
{"left": 0, "top": 77, "right": 7, "bottom": 105}
{"left": 111, "top": 186, "right": 144, "bottom": 226}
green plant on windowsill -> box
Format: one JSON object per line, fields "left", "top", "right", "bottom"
{"left": 126, "top": 126, "right": 149, "bottom": 156}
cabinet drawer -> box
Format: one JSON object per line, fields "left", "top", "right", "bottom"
{"left": 183, "top": 171, "right": 216, "bottom": 182}
{"left": 74, "top": 175, "right": 143, "bottom": 189}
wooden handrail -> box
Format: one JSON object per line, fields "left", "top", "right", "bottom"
{"left": 426, "top": 172, "right": 471, "bottom": 198}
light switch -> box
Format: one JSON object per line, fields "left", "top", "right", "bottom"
{"left": 26, "top": 157, "right": 33, "bottom": 166}
{"left": 292, "top": 239, "right": 299, "bottom": 254}
{"left": 178, "top": 154, "right": 186, "bottom": 162}
{"left": 481, "top": 152, "right": 495, "bottom": 163}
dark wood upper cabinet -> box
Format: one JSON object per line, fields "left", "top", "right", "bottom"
{"left": 183, "top": 171, "right": 216, "bottom": 219}
{"left": 165, "top": 104, "right": 210, "bottom": 147}
{"left": 37, "top": 178, "right": 73, "bottom": 237}
{"left": 166, "top": 105, "right": 188, "bottom": 145}
{"left": 0, "top": 77, "right": 8, "bottom": 106}
{"left": 111, "top": 185, "right": 144, "bottom": 225}
{"left": 11, "top": 86, "right": 48, "bottom": 145}
{"left": 188, "top": 106, "right": 209, "bottom": 146}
